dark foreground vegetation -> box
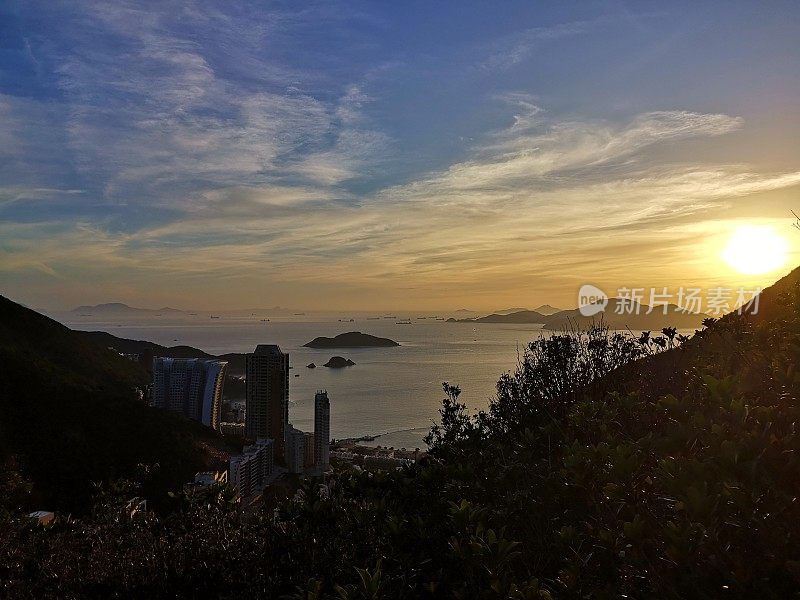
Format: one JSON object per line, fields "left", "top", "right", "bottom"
{"left": 0, "top": 296, "right": 234, "bottom": 514}
{"left": 3, "top": 268, "right": 800, "bottom": 598}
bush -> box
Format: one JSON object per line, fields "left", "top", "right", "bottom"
{"left": 3, "top": 306, "right": 800, "bottom": 597}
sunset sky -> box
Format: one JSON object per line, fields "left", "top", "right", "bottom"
{"left": 2, "top": 1, "right": 800, "bottom": 311}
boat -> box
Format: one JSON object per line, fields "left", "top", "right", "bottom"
{"left": 260, "top": 318, "right": 269, "bottom": 322}
{"left": 210, "top": 315, "right": 220, "bottom": 319}
{"left": 396, "top": 320, "right": 412, "bottom": 325}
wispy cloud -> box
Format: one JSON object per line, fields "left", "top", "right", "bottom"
{"left": 478, "top": 21, "right": 593, "bottom": 71}
{"left": 4, "top": 99, "right": 798, "bottom": 308}
{"left": 2, "top": 2, "right": 799, "bottom": 310}
{"left": 43, "top": 2, "right": 389, "bottom": 205}
{"left": 0, "top": 187, "right": 83, "bottom": 207}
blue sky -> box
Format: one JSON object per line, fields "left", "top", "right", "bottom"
{"left": 2, "top": 0, "right": 800, "bottom": 310}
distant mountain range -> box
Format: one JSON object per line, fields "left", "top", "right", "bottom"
{"left": 493, "top": 305, "right": 563, "bottom": 316}
{"left": 70, "top": 303, "right": 296, "bottom": 318}
{"left": 533, "top": 304, "right": 561, "bottom": 316}
{"left": 449, "top": 300, "right": 707, "bottom": 330}
{"left": 71, "top": 302, "right": 185, "bottom": 315}
{"left": 456, "top": 310, "right": 548, "bottom": 324}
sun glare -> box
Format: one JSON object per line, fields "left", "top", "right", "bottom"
{"left": 721, "top": 225, "right": 789, "bottom": 275}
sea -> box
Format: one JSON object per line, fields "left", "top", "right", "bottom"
{"left": 64, "top": 312, "right": 550, "bottom": 450}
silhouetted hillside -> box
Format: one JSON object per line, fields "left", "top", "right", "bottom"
{"left": 542, "top": 298, "right": 707, "bottom": 330}
{"left": 0, "top": 296, "right": 233, "bottom": 513}
{"left": 77, "top": 330, "right": 247, "bottom": 375}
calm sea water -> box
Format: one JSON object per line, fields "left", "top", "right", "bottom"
{"left": 65, "top": 313, "right": 548, "bottom": 449}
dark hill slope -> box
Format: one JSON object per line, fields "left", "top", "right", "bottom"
{"left": 542, "top": 298, "right": 707, "bottom": 330}
{"left": 608, "top": 265, "right": 800, "bottom": 403}
{"left": 77, "top": 330, "right": 247, "bottom": 375}
{"left": 0, "top": 296, "right": 232, "bottom": 513}
{"left": 78, "top": 330, "right": 215, "bottom": 360}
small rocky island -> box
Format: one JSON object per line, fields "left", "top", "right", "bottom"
{"left": 304, "top": 331, "right": 400, "bottom": 348}
{"left": 323, "top": 356, "right": 356, "bottom": 368}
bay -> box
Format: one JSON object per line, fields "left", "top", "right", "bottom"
{"left": 65, "top": 313, "right": 548, "bottom": 449}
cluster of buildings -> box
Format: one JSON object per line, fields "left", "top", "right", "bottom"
{"left": 149, "top": 344, "right": 331, "bottom": 501}
{"left": 285, "top": 390, "right": 330, "bottom": 474}
{"left": 229, "top": 438, "right": 275, "bottom": 498}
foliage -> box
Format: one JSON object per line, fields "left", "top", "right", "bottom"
{"left": 4, "top": 276, "right": 800, "bottom": 597}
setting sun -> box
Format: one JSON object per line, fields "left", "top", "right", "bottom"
{"left": 722, "top": 225, "right": 789, "bottom": 275}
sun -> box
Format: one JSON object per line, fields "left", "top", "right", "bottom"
{"left": 721, "top": 225, "right": 789, "bottom": 275}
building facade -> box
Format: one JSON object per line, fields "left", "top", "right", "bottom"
{"left": 245, "top": 345, "right": 289, "bottom": 456}
{"left": 314, "top": 390, "right": 331, "bottom": 471}
{"left": 152, "top": 357, "right": 227, "bottom": 430}
{"left": 304, "top": 431, "right": 316, "bottom": 468}
{"left": 285, "top": 425, "right": 306, "bottom": 474}
{"left": 219, "top": 421, "right": 246, "bottom": 437}
{"left": 229, "top": 438, "right": 274, "bottom": 499}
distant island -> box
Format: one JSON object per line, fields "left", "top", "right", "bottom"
{"left": 532, "top": 304, "right": 561, "bottom": 315}
{"left": 448, "top": 309, "right": 546, "bottom": 324}
{"left": 488, "top": 305, "right": 562, "bottom": 317}
{"left": 323, "top": 356, "right": 356, "bottom": 368}
{"left": 70, "top": 302, "right": 186, "bottom": 316}
{"left": 494, "top": 307, "right": 531, "bottom": 315}
{"left": 303, "top": 331, "right": 400, "bottom": 348}
{"left": 448, "top": 301, "right": 707, "bottom": 330}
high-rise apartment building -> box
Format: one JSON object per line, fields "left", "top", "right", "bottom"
{"left": 152, "top": 358, "right": 227, "bottom": 430}
{"left": 314, "top": 390, "right": 331, "bottom": 471}
{"left": 285, "top": 425, "right": 306, "bottom": 474}
{"left": 229, "top": 438, "right": 274, "bottom": 500}
{"left": 245, "top": 345, "right": 289, "bottom": 456}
